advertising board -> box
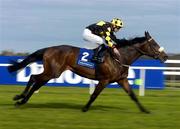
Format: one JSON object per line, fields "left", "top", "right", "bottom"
{"left": 0, "top": 56, "right": 164, "bottom": 89}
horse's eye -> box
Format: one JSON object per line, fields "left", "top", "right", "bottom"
{"left": 151, "top": 43, "right": 157, "bottom": 47}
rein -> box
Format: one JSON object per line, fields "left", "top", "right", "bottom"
{"left": 112, "top": 37, "right": 164, "bottom": 68}
{"left": 113, "top": 38, "right": 154, "bottom": 68}
{"left": 108, "top": 47, "right": 130, "bottom": 68}
{"left": 114, "top": 58, "right": 130, "bottom": 68}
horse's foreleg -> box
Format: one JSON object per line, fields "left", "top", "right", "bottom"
{"left": 13, "top": 75, "right": 36, "bottom": 101}
{"left": 82, "top": 80, "right": 108, "bottom": 112}
{"left": 117, "top": 78, "right": 150, "bottom": 114}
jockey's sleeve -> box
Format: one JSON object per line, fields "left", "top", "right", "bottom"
{"left": 104, "top": 31, "right": 114, "bottom": 47}
{"left": 110, "top": 33, "right": 121, "bottom": 43}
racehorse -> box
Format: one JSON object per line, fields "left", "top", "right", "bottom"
{"left": 8, "top": 31, "right": 168, "bottom": 113}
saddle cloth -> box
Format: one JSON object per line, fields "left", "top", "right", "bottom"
{"left": 77, "top": 48, "right": 95, "bottom": 69}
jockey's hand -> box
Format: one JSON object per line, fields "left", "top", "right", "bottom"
{"left": 112, "top": 45, "right": 121, "bottom": 63}
{"left": 112, "top": 45, "right": 120, "bottom": 56}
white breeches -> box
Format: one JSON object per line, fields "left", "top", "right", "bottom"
{"left": 83, "top": 29, "right": 105, "bottom": 48}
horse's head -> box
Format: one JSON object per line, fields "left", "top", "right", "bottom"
{"left": 136, "top": 31, "right": 168, "bottom": 62}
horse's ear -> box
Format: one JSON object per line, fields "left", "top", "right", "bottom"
{"left": 145, "top": 31, "right": 147, "bottom": 37}
{"left": 145, "top": 31, "right": 150, "bottom": 38}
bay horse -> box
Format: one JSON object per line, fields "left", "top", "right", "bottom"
{"left": 8, "top": 31, "right": 168, "bottom": 113}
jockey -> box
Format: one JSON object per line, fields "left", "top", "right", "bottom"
{"left": 83, "top": 18, "right": 124, "bottom": 63}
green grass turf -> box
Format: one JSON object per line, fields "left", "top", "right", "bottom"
{"left": 0, "top": 85, "right": 180, "bottom": 129}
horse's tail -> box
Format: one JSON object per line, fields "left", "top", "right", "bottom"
{"left": 8, "top": 48, "right": 47, "bottom": 73}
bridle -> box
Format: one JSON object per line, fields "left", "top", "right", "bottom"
{"left": 132, "top": 38, "right": 164, "bottom": 59}
{"left": 113, "top": 37, "right": 164, "bottom": 68}
{"left": 113, "top": 38, "right": 154, "bottom": 68}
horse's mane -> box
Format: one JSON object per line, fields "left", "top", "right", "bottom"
{"left": 116, "top": 36, "right": 146, "bottom": 47}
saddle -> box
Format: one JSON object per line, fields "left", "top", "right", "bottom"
{"left": 92, "top": 44, "right": 122, "bottom": 64}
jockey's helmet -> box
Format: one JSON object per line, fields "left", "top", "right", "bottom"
{"left": 111, "top": 18, "right": 124, "bottom": 29}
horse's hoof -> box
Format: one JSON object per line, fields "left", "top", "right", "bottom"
{"left": 144, "top": 110, "right": 151, "bottom": 114}
{"left": 14, "top": 100, "right": 26, "bottom": 107}
{"left": 13, "top": 95, "right": 22, "bottom": 101}
{"left": 14, "top": 101, "right": 22, "bottom": 107}
{"left": 82, "top": 107, "right": 88, "bottom": 112}
{"left": 142, "top": 109, "right": 150, "bottom": 114}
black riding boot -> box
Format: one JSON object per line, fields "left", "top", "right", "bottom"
{"left": 92, "top": 44, "right": 106, "bottom": 63}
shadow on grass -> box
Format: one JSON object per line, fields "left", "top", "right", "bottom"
{"left": 25, "top": 102, "right": 126, "bottom": 111}
{"left": 1, "top": 102, "right": 148, "bottom": 114}
{"left": 2, "top": 102, "right": 127, "bottom": 112}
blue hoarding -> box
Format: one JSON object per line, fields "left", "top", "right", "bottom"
{"left": 0, "top": 56, "right": 164, "bottom": 89}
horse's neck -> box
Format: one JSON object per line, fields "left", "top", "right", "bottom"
{"left": 120, "top": 46, "right": 142, "bottom": 65}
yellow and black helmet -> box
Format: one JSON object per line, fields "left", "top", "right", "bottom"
{"left": 111, "top": 18, "right": 123, "bottom": 28}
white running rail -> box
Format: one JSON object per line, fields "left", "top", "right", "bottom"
{"left": 89, "top": 60, "right": 180, "bottom": 96}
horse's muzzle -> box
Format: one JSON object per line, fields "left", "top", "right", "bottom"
{"left": 159, "top": 54, "right": 168, "bottom": 63}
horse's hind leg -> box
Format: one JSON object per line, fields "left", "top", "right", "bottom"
{"left": 13, "top": 75, "right": 36, "bottom": 101}
{"left": 14, "top": 52, "right": 67, "bottom": 106}
{"left": 82, "top": 80, "right": 108, "bottom": 112}
{"left": 15, "top": 73, "right": 51, "bottom": 106}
